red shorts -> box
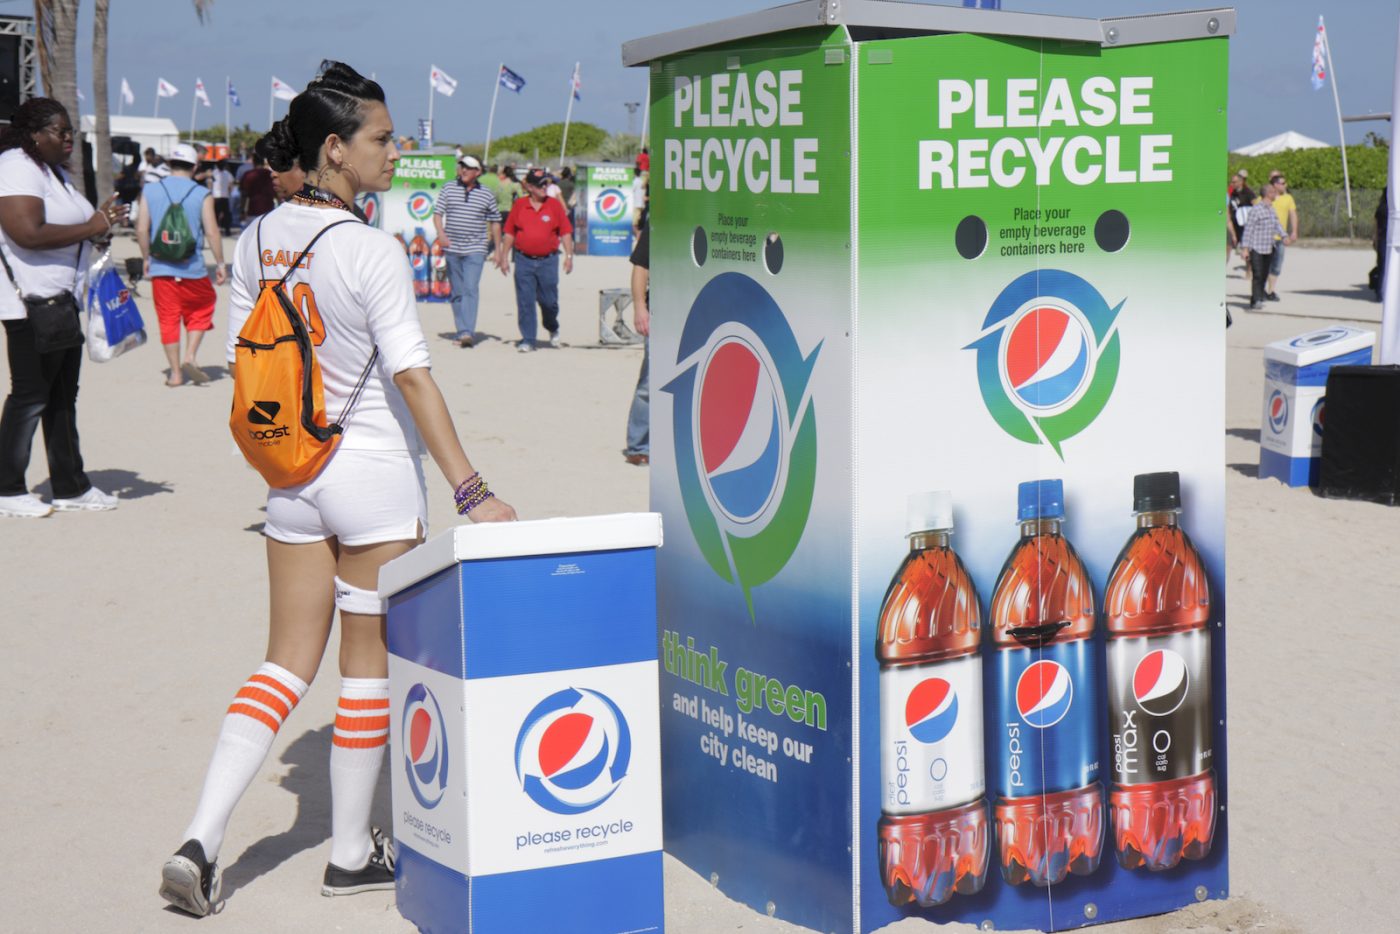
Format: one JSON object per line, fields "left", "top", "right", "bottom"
{"left": 151, "top": 276, "right": 216, "bottom": 345}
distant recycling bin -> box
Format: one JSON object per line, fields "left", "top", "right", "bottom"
{"left": 378, "top": 514, "right": 664, "bottom": 934}
{"left": 1259, "top": 326, "right": 1374, "bottom": 486}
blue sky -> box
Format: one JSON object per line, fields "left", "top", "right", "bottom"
{"left": 56, "top": 0, "right": 1398, "bottom": 150}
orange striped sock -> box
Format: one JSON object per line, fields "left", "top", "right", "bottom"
{"left": 329, "top": 678, "right": 389, "bottom": 869}
{"left": 182, "top": 662, "right": 308, "bottom": 862}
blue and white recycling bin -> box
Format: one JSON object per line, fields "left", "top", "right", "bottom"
{"left": 378, "top": 513, "right": 665, "bottom": 934}
{"left": 1260, "top": 326, "right": 1375, "bottom": 486}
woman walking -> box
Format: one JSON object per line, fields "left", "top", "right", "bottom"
{"left": 0, "top": 98, "right": 127, "bottom": 518}
{"left": 159, "top": 63, "right": 514, "bottom": 918}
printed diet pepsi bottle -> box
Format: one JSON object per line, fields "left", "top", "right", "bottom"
{"left": 409, "top": 227, "right": 430, "bottom": 298}
{"left": 990, "top": 479, "right": 1104, "bottom": 887}
{"left": 876, "top": 492, "right": 989, "bottom": 908}
{"left": 1104, "top": 471, "right": 1217, "bottom": 871}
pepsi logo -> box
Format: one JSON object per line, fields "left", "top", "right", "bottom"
{"left": 1015, "top": 660, "right": 1073, "bottom": 728}
{"left": 1132, "top": 649, "right": 1189, "bottom": 716}
{"left": 403, "top": 683, "right": 450, "bottom": 809}
{"left": 1002, "top": 304, "right": 1092, "bottom": 413}
{"left": 1267, "top": 390, "right": 1289, "bottom": 434}
{"left": 965, "top": 270, "right": 1123, "bottom": 457}
{"left": 361, "top": 193, "right": 380, "bottom": 226}
{"left": 904, "top": 678, "right": 959, "bottom": 745}
{"left": 1289, "top": 327, "right": 1350, "bottom": 348}
{"left": 408, "top": 191, "right": 434, "bottom": 220}
{"left": 1311, "top": 398, "right": 1324, "bottom": 438}
{"left": 594, "top": 187, "right": 628, "bottom": 222}
{"left": 697, "top": 337, "right": 785, "bottom": 524}
{"left": 515, "top": 687, "right": 631, "bottom": 815}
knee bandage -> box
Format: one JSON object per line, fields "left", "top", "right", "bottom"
{"left": 334, "top": 576, "right": 386, "bottom": 615}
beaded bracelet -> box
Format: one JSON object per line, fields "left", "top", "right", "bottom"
{"left": 453, "top": 472, "right": 496, "bottom": 515}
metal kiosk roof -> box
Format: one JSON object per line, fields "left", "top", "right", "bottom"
{"left": 622, "top": 0, "right": 1234, "bottom": 66}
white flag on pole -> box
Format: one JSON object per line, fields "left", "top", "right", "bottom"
{"left": 194, "top": 78, "right": 211, "bottom": 107}
{"left": 157, "top": 78, "right": 179, "bottom": 98}
{"left": 430, "top": 65, "right": 458, "bottom": 97}
{"left": 271, "top": 76, "right": 297, "bottom": 101}
{"left": 120, "top": 77, "right": 135, "bottom": 106}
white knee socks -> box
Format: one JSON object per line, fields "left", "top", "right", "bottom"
{"left": 182, "top": 662, "right": 307, "bottom": 861}
{"left": 328, "top": 677, "right": 390, "bottom": 870}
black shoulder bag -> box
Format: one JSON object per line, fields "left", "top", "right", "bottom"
{"left": 1, "top": 242, "right": 84, "bottom": 353}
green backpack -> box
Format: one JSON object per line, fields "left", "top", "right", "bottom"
{"left": 151, "top": 180, "right": 199, "bottom": 262}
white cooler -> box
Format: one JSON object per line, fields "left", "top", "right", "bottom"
{"left": 378, "top": 513, "right": 664, "bottom": 934}
{"left": 1259, "top": 326, "right": 1374, "bottom": 486}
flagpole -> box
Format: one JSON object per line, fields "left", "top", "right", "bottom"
{"left": 640, "top": 80, "right": 650, "bottom": 148}
{"left": 225, "top": 77, "right": 231, "bottom": 150}
{"left": 1321, "top": 16, "right": 1354, "bottom": 236}
{"left": 1381, "top": 13, "right": 1400, "bottom": 364}
{"left": 560, "top": 63, "right": 579, "bottom": 166}
{"left": 189, "top": 88, "right": 198, "bottom": 144}
{"left": 485, "top": 63, "right": 503, "bottom": 165}
{"left": 427, "top": 69, "right": 435, "bottom": 147}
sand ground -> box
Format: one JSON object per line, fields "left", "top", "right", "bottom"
{"left": 0, "top": 234, "right": 1391, "bottom": 934}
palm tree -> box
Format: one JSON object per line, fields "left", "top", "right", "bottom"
{"left": 92, "top": 0, "right": 112, "bottom": 202}
{"left": 33, "top": 1, "right": 80, "bottom": 131}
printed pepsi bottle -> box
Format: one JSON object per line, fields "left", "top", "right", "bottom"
{"left": 876, "top": 492, "right": 989, "bottom": 908}
{"left": 989, "top": 479, "right": 1104, "bottom": 887}
{"left": 1104, "top": 472, "right": 1216, "bottom": 871}
{"left": 409, "top": 227, "right": 430, "bottom": 298}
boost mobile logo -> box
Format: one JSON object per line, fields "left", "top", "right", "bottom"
{"left": 247, "top": 401, "right": 289, "bottom": 441}
{"left": 965, "top": 269, "right": 1123, "bottom": 458}
{"left": 663, "top": 272, "right": 819, "bottom": 616}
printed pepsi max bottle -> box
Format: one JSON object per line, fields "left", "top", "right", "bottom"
{"left": 876, "top": 492, "right": 990, "bottom": 908}
{"left": 989, "top": 479, "right": 1104, "bottom": 887}
{"left": 1104, "top": 472, "right": 1217, "bottom": 871}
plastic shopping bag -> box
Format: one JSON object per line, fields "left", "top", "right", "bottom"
{"left": 85, "top": 251, "right": 146, "bottom": 362}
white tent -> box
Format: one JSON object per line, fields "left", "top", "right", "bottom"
{"left": 78, "top": 115, "right": 180, "bottom": 163}
{"left": 1231, "top": 130, "right": 1331, "bottom": 156}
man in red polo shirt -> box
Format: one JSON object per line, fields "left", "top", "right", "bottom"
{"left": 496, "top": 168, "right": 574, "bottom": 351}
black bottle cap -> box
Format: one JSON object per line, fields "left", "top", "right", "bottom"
{"left": 1133, "top": 471, "right": 1181, "bottom": 512}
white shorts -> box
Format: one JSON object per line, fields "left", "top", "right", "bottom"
{"left": 264, "top": 449, "right": 427, "bottom": 546}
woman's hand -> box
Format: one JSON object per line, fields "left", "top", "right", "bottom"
{"left": 466, "top": 497, "right": 517, "bottom": 523}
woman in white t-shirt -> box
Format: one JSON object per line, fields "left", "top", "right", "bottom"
{"left": 158, "top": 63, "right": 516, "bottom": 919}
{"left": 0, "top": 98, "right": 128, "bottom": 519}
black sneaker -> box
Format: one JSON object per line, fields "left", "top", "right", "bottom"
{"left": 159, "top": 839, "right": 221, "bottom": 917}
{"left": 1265, "top": 292, "right": 1280, "bottom": 302}
{"left": 322, "top": 827, "right": 396, "bottom": 896}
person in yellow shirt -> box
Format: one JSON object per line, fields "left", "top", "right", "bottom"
{"left": 1266, "top": 171, "right": 1298, "bottom": 302}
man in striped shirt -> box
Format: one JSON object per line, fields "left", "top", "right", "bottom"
{"left": 433, "top": 155, "right": 501, "bottom": 347}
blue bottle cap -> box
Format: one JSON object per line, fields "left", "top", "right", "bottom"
{"left": 1017, "top": 479, "right": 1064, "bottom": 521}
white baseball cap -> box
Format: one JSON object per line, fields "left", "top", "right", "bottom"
{"left": 458, "top": 154, "right": 483, "bottom": 170}
{"left": 168, "top": 143, "right": 199, "bottom": 165}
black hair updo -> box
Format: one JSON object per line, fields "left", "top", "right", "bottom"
{"left": 256, "top": 61, "right": 386, "bottom": 174}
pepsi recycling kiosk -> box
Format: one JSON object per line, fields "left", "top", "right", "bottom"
{"left": 626, "top": 2, "right": 1233, "bottom": 931}
{"left": 378, "top": 514, "right": 665, "bottom": 934}
{"left": 1258, "top": 325, "right": 1374, "bottom": 487}
{"left": 574, "top": 162, "right": 638, "bottom": 256}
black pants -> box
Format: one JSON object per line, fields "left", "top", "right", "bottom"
{"left": 1249, "top": 249, "right": 1272, "bottom": 305}
{"left": 214, "top": 197, "right": 231, "bottom": 233}
{"left": 0, "top": 317, "right": 90, "bottom": 498}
